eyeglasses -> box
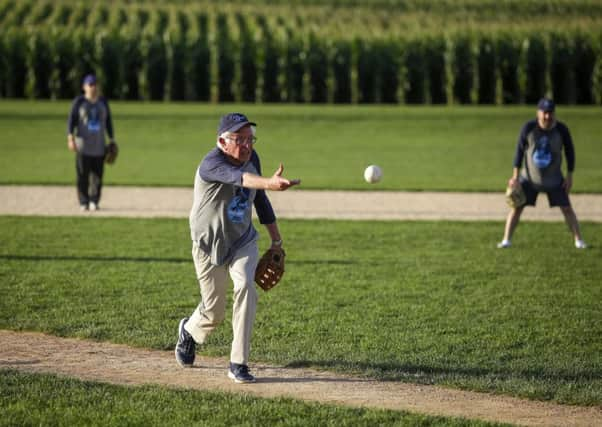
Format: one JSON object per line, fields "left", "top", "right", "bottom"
{"left": 226, "top": 135, "right": 257, "bottom": 146}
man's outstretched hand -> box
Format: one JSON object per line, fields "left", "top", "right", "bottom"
{"left": 267, "top": 164, "right": 301, "bottom": 191}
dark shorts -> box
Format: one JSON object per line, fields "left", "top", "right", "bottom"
{"left": 521, "top": 180, "right": 571, "bottom": 207}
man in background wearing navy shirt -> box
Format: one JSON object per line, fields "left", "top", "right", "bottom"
{"left": 175, "top": 113, "right": 300, "bottom": 383}
{"left": 498, "top": 98, "right": 587, "bottom": 249}
{"left": 67, "top": 74, "right": 116, "bottom": 211}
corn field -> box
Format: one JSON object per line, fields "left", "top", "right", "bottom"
{"left": 0, "top": 0, "right": 601, "bottom": 104}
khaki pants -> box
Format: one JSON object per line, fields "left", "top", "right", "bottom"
{"left": 185, "top": 240, "right": 259, "bottom": 365}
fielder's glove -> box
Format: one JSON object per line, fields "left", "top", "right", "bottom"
{"left": 505, "top": 181, "right": 526, "bottom": 208}
{"left": 105, "top": 141, "right": 119, "bottom": 164}
{"left": 255, "top": 246, "right": 286, "bottom": 291}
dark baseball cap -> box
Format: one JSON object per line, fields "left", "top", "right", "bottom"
{"left": 217, "top": 113, "right": 256, "bottom": 135}
{"left": 537, "top": 98, "right": 555, "bottom": 112}
{"left": 83, "top": 74, "right": 97, "bottom": 85}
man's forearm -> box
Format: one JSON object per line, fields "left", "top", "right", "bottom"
{"left": 242, "top": 172, "right": 271, "bottom": 190}
{"left": 264, "top": 222, "right": 282, "bottom": 244}
{"left": 242, "top": 166, "right": 299, "bottom": 191}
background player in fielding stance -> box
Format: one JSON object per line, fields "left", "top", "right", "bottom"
{"left": 175, "top": 113, "right": 300, "bottom": 383}
{"left": 67, "top": 74, "right": 116, "bottom": 211}
{"left": 498, "top": 98, "right": 587, "bottom": 249}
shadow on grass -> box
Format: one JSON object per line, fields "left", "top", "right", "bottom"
{"left": 0, "top": 255, "right": 354, "bottom": 266}
{"left": 288, "top": 260, "right": 355, "bottom": 265}
{"left": 0, "top": 254, "right": 189, "bottom": 264}
{"left": 285, "top": 360, "right": 600, "bottom": 384}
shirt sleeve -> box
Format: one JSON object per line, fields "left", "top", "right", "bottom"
{"left": 101, "top": 97, "right": 115, "bottom": 140}
{"left": 512, "top": 122, "right": 531, "bottom": 168}
{"left": 198, "top": 150, "right": 244, "bottom": 186}
{"left": 250, "top": 151, "right": 276, "bottom": 224}
{"left": 559, "top": 123, "right": 575, "bottom": 172}
{"left": 67, "top": 96, "right": 83, "bottom": 135}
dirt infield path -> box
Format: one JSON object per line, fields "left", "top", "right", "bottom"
{"left": 2, "top": 185, "right": 602, "bottom": 221}
{"left": 2, "top": 330, "right": 601, "bottom": 427}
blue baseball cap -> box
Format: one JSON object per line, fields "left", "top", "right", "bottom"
{"left": 83, "top": 74, "right": 97, "bottom": 85}
{"left": 217, "top": 113, "right": 256, "bottom": 136}
{"left": 537, "top": 98, "right": 555, "bottom": 112}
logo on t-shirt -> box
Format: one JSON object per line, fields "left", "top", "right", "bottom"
{"left": 227, "top": 188, "right": 250, "bottom": 223}
{"left": 533, "top": 135, "right": 552, "bottom": 169}
{"left": 87, "top": 106, "right": 101, "bottom": 133}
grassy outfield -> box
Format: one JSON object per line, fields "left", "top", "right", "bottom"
{"left": 0, "top": 371, "right": 504, "bottom": 427}
{"left": 0, "top": 100, "right": 601, "bottom": 192}
{"left": 0, "top": 216, "right": 600, "bottom": 407}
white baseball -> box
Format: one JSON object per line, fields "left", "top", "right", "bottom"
{"left": 364, "top": 165, "right": 382, "bottom": 184}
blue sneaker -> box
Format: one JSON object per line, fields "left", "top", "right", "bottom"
{"left": 228, "top": 363, "right": 256, "bottom": 383}
{"left": 175, "top": 317, "right": 195, "bottom": 367}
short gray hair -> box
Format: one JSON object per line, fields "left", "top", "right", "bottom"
{"left": 216, "top": 126, "right": 256, "bottom": 150}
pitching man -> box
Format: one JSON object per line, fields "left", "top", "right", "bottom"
{"left": 175, "top": 113, "right": 300, "bottom": 383}
{"left": 498, "top": 98, "right": 587, "bottom": 249}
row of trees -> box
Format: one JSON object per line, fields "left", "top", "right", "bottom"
{"left": 0, "top": 12, "right": 601, "bottom": 104}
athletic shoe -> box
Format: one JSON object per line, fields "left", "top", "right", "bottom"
{"left": 175, "top": 317, "right": 195, "bottom": 367}
{"left": 575, "top": 239, "right": 588, "bottom": 249}
{"left": 228, "top": 363, "right": 256, "bottom": 383}
{"left": 80, "top": 204, "right": 88, "bottom": 212}
{"left": 496, "top": 240, "right": 511, "bottom": 248}
{"left": 89, "top": 202, "right": 98, "bottom": 211}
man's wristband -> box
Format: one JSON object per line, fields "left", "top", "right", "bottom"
{"left": 272, "top": 239, "right": 282, "bottom": 246}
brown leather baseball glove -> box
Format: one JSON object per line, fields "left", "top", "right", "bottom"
{"left": 105, "top": 141, "right": 119, "bottom": 164}
{"left": 255, "top": 247, "right": 285, "bottom": 291}
{"left": 505, "top": 181, "right": 526, "bottom": 208}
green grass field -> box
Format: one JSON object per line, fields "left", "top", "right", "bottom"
{"left": 0, "top": 370, "right": 505, "bottom": 427}
{"left": 1, "top": 216, "right": 600, "bottom": 407}
{"left": 1, "top": 99, "right": 601, "bottom": 424}
{"left": 1, "top": 101, "right": 601, "bottom": 192}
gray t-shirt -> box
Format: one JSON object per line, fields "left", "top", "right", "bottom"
{"left": 513, "top": 119, "right": 575, "bottom": 191}
{"left": 67, "top": 96, "right": 114, "bottom": 157}
{"left": 189, "top": 148, "right": 276, "bottom": 266}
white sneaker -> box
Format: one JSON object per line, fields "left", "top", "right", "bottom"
{"left": 575, "top": 239, "right": 587, "bottom": 249}
{"left": 497, "top": 240, "right": 511, "bottom": 248}
{"left": 79, "top": 204, "right": 88, "bottom": 212}
{"left": 89, "top": 202, "right": 98, "bottom": 211}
